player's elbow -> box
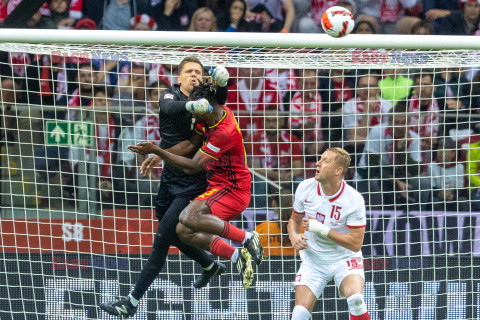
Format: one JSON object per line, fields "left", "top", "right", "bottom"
{"left": 183, "top": 165, "right": 203, "bottom": 174}
{"left": 352, "top": 245, "right": 363, "bottom": 252}
{"left": 349, "top": 242, "right": 363, "bottom": 252}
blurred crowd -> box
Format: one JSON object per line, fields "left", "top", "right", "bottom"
{"left": 1, "top": 0, "right": 480, "bottom": 215}
{"left": 0, "top": 0, "right": 480, "bottom": 36}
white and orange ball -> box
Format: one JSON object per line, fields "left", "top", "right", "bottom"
{"left": 321, "top": 6, "right": 355, "bottom": 38}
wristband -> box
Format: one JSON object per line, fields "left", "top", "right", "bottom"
{"left": 280, "top": 28, "right": 288, "bottom": 33}
{"left": 309, "top": 220, "right": 330, "bottom": 238}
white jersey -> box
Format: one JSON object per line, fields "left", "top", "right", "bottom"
{"left": 293, "top": 178, "right": 366, "bottom": 263}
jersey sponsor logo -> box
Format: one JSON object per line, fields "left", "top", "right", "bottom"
{"left": 206, "top": 142, "right": 220, "bottom": 153}
{"left": 164, "top": 93, "right": 174, "bottom": 99}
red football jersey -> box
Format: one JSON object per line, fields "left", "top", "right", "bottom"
{"left": 195, "top": 106, "right": 252, "bottom": 191}
{"left": 249, "top": 130, "right": 302, "bottom": 169}
{"left": 227, "top": 79, "right": 280, "bottom": 137}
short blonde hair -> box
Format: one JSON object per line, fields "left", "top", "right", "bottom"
{"left": 326, "top": 147, "right": 351, "bottom": 176}
{"left": 188, "top": 7, "right": 217, "bottom": 31}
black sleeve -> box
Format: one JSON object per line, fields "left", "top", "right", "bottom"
{"left": 159, "top": 90, "right": 187, "bottom": 115}
{"left": 216, "top": 84, "right": 228, "bottom": 105}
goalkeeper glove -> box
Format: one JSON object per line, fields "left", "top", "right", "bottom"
{"left": 185, "top": 98, "right": 213, "bottom": 113}
{"left": 308, "top": 219, "right": 330, "bottom": 238}
{"left": 210, "top": 66, "right": 229, "bottom": 87}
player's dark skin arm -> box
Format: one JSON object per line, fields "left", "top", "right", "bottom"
{"left": 128, "top": 141, "right": 214, "bottom": 174}
{"left": 164, "top": 132, "right": 203, "bottom": 157}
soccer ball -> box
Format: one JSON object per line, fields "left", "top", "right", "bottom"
{"left": 321, "top": 6, "right": 355, "bottom": 38}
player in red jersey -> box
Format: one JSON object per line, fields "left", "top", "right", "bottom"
{"left": 128, "top": 82, "right": 264, "bottom": 289}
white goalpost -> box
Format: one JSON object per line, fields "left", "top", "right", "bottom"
{"left": 1, "top": 29, "right": 480, "bottom": 319}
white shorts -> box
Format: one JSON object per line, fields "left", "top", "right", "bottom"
{"left": 292, "top": 251, "right": 365, "bottom": 298}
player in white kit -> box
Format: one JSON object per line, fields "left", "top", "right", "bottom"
{"left": 288, "top": 147, "right": 370, "bottom": 320}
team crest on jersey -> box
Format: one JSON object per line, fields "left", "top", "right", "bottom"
{"left": 164, "top": 94, "right": 174, "bottom": 99}
{"left": 206, "top": 142, "right": 220, "bottom": 153}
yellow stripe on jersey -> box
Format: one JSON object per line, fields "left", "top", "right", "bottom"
{"left": 200, "top": 148, "right": 219, "bottom": 160}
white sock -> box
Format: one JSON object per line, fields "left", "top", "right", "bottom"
{"left": 230, "top": 249, "right": 239, "bottom": 263}
{"left": 347, "top": 293, "right": 367, "bottom": 316}
{"left": 128, "top": 294, "right": 139, "bottom": 307}
{"left": 241, "top": 232, "right": 252, "bottom": 245}
{"left": 203, "top": 262, "right": 215, "bottom": 271}
{"left": 292, "top": 305, "right": 311, "bottom": 320}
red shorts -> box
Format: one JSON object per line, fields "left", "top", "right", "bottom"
{"left": 195, "top": 186, "right": 250, "bottom": 222}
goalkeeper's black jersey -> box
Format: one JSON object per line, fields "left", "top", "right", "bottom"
{"left": 158, "top": 84, "right": 227, "bottom": 186}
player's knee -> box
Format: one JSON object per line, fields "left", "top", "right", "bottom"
{"left": 347, "top": 293, "right": 367, "bottom": 316}
{"left": 291, "top": 305, "right": 311, "bottom": 320}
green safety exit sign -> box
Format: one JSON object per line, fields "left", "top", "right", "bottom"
{"left": 45, "top": 121, "right": 94, "bottom": 146}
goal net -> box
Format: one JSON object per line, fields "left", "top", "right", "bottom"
{"left": 1, "top": 32, "right": 480, "bottom": 319}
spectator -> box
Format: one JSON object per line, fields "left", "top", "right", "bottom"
{"left": 433, "top": 68, "right": 471, "bottom": 134}
{"left": 266, "top": 68, "right": 297, "bottom": 100}
{"left": 467, "top": 140, "right": 480, "bottom": 210}
{"left": 112, "top": 63, "right": 148, "bottom": 128}
{"left": 408, "top": 72, "right": 440, "bottom": 165}
{"left": 198, "top": 0, "right": 229, "bottom": 23}
{"left": 130, "top": 13, "right": 158, "bottom": 30}
{"left": 227, "top": 67, "right": 279, "bottom": 137}
{"left": 356, "top": 102, "right": 430, "bottom": 210}
{"left": 255, "top": 190, "right": 299, "bottom": 255}
{"left": 423, "top": 0, "right": 460, "bottom": 23}
{"left": 427, "top": 138, "right": 468, "bottom": 212}
{"left": 353, "top": 20, "right": 378, "bottom": 34}
{"left": 33, "top": 62, "right": 97, "bottom": 201}
{"left": 114, "top": 82, "right": 161, "bottom": 207}
{"left": 395, "top": 16, "right": 422, "bottom": 34}
{"left": 244, "top": 5, "right": 284, "bottom": 32}
{"left": 26, "top": 9, "right": 43, "bottom": 28}
{"left": 318, "top": 69, "right": 356, "bottom": 143}
{"left": 285, "top": 69, "right": 323, "bottom": 158}
{"left": 188, "top": 7, "right": 217, "bottom": 31}
{"left": 148, "top": 63, "right": 178, "bottom": 87}
{"left": 247, "top": 105, "right": 303, "bottom": 208}
{"left": 410, "top": 20, "right": 434, "bottom": 34}
{"left": 147, "top": 80, "right": 169, "bottom": 111}
{"left": 342, "top": 74, "right": 393, "bottom": 147}
{"left": 246, "top": 0, "right": 295, "bottom": 32}
{"left": 437, "top": 0, "right": 480, "bottom": 35}
{"left": 37, "top": 0, "right": 70, "bottom": 29}
{"left": 90, "top": 85, "right": 116, "bottom": 203}
{"left": 356, "top": 0, "right": 417, "bottom": 34}
{"left": 102, "top": 0, "right": 152, "bottom": 30}
{"left": 153, "top": 0, "right": 197, "bottom": 31}
{"left": 354, "top": 14, "right": 379, "bottom": 35}
{"left": 379, "top": 68, "right": 413, "bottom": 106}
{"left": 218, "top": 0, "right": 247, "bottom": 32}
{"left": 59, "top": 62, "right": 97, "bottom": 120}
{"left": 74, "top": 18, "right": 97, "bottom": 30}
{"left": 26, "top": 54, "right": 72, "bottom": 121}
{"left": 0, "top": 78, "right": 20, "bottom": 146}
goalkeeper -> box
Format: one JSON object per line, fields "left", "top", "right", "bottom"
{"left": 100, "top": 56, "right": 230, "bottom": 318}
